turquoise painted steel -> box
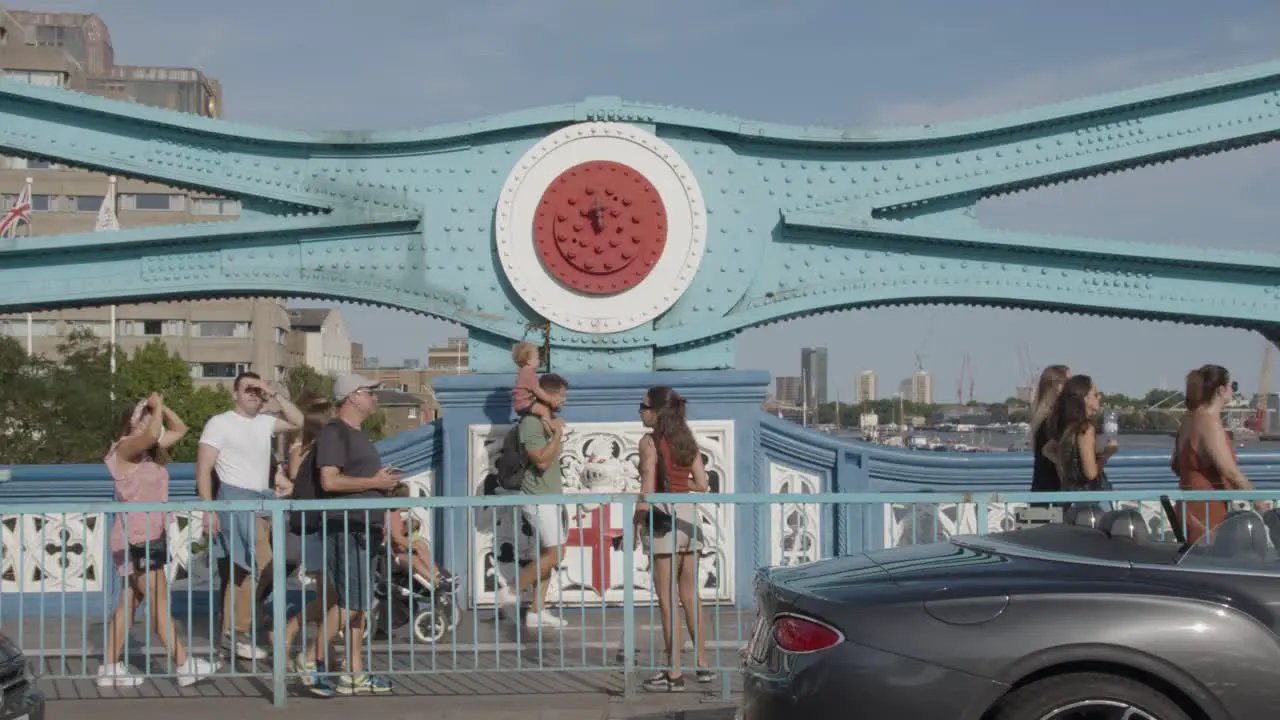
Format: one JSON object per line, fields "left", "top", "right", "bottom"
{"left": 4, "top": 63, "right": 1280, "bottom": 371}
{"left": 1, "top": 490, "right": 1276, "bottom": 705}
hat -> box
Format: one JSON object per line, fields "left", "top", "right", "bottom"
{"left": 333, "top": 374, "right": 381, "bottom": 402}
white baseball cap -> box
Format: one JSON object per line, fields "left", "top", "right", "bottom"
{"left": 333, "top": 374, "right": 381, "bottom": 402}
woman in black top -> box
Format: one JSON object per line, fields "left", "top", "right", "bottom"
{"left": 1029, "top": 365, "right": 1070, "bottom": 496}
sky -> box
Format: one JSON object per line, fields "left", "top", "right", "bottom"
{"left": 22, "top": 0, "right": 1280, "bottom": 401}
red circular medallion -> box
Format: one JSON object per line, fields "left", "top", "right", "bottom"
{"left": 533, "top": 160, "right": 667, "bottom": 295}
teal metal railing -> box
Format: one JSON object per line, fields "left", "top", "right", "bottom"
{"left": 1, "top": 490, "right": 1276, "bottom": 705}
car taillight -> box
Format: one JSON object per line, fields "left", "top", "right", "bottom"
{"left": 772, "top": 614, "right": 842, "bottom": 653}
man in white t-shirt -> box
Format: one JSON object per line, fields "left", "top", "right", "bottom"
{"left": 196, "top": 371, "right": 302, "bottom": 660}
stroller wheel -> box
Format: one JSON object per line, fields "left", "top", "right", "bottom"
{"left": 413, "top": 607, "right": 449, "bottom": 644}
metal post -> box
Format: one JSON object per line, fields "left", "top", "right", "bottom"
{"left": 621, "top": 495, "right": 636, "bottom": 700}
{"left": 270, "top": 504, "right": 289, "bottom": 706}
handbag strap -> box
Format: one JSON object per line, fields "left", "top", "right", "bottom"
{"left": 652, "top": 435, "right": 670, "bottom": 493}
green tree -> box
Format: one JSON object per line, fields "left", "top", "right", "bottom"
{"left": 362, "top": 409, "right": 387, "bottom": 442}
{"left": 0, "top": 336, "right": 57, "bottom": 463}
{"left": 284, "top": 364, "right": 334, "bottom": 404}
{"left": 114, "top": 339, "right": 233, "bottom": 462}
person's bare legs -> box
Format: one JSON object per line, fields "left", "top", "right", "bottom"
{"left": 144, "top": 570, "right": 190, "bottom": 667}
{"left": 281, "top": 575, "right": 333, "bottom": 651}
{"left": 675, "top": 552, "right": 708, "bottom": 670}
{"left": 651, "top": 554, "right": 682, "bottom": 678}
{"left": 103, "top": 577, "right": 143, "bottom": 667}
{"left": 517, "top": 546, "right": 561, "bottom": 612}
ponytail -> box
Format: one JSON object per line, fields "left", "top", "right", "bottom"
{"left": 1185, "top": 364, "right": 1230, "bottom": 411}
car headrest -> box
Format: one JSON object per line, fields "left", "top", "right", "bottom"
{"left": 1211, "top": 510, "right": 1272, "bottom": 560}
{"left": 1100, "top": 509, "right": 1149, "bottom": 542}
{"left": 1063, "top": 503, "right": 1105, "bottom": 529}
{"left": 1263, "top": 509, "right": 1280, "bottom": 551}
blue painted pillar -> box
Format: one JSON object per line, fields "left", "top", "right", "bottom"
{"left": 432, "top": 369, "right": 770, "bottom": 609}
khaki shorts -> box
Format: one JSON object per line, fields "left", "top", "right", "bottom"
{"left": 642, "top": 502, "right": 704, "bottom": 555}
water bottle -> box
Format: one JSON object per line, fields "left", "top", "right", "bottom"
{"left": 1102, "top": 410, "right": 1119, "bottom": 447}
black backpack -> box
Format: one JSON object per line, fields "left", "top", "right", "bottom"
{"left": 493, "top": 425, "right": 526, "bottom": 491}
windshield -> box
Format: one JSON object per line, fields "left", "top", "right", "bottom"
{"left": 1173, "top": 511, "right": 1280, "bottom": 576}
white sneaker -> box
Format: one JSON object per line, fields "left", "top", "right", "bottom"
{"left": 96, "top": 662, "right": 143, "bottom": 688}
{"left": 525, "top": 610, "right": 567, "bottom": 629}
{"left": 226, "top": 636, "right": 268, "bottom": 660}
{"left": 175, "top": 656, "right": 217, "bottom": 687}
{"left": 496, "top": 586, "right": 519, "bottom": 610}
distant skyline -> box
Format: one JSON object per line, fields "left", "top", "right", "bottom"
{"left": 28, "top": 0, "right": 1280, "bottom": 400}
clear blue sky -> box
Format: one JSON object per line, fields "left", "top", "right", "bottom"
{"left": 29, "top": 0, "right": 1280, "bottom": 401}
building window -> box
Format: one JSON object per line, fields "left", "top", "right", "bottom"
{"left": 65, "top": 320, "right": 109, "bottom": 337}
{"left": 74, "top": 195, "right": 105, "bottom": 213}
{"left": 116, "top": 319, "right": 184, "bottom": 337}
{"left": 191, "top": 198, "right": 240, "bottom": 215}
{"left": 3, "top": 69, "right": 68, "bottom": 88}
{"left": 35, "top": 25, "right": 65, "bottom": 47}
{"left": 275, "top": 327, "right": 286, "bottom": 344}
{"left": 193, "top": 321, "right": 249, "bottom": 338}
{"left": 274, "top": 366, "right": 285, "bottom": 382}
{"left": 399, "top": 384, "right": 408, "bottom": 392}
{"left": 407, "top": 407, "right": 418, "bottom": 420}
{"left": 125, "top": 193, "right": 183, "bottom": 211}
{"left": 0, "top": 319, "right": 56, "bottom": 337}
{"left": 190, "top": 362, "right": 249, "bottom": 380}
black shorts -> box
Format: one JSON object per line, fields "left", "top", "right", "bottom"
{"left": 127, "top": 533, "right": 169, "bottom": 574}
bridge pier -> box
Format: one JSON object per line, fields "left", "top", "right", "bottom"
{"left": 430, "top": 369, "right": 770, "bottom": 609}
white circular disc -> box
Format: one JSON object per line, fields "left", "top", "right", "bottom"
{"left": 495, "top": 122, "right": 707, "bottom": 334}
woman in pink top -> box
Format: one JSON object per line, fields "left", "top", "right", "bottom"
{"left": 98, "top": 394, "right": 217, "bottom": 688}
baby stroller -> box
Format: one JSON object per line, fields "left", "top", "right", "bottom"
{"left": 362, "top": 546, "right": 461, "bottom": 644}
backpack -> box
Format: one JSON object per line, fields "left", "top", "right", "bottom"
{"left": 493, "top": 424, "right": 527, "bottom": 491}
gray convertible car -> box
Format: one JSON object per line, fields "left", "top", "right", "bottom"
{"left": 740, "top": 501, "right": 1280, "bottom": 720}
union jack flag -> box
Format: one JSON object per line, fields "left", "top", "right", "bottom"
{"left": 0, "top": 183, "right": 32, "bottom": 239}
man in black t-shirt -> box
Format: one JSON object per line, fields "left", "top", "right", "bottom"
{"left": 293, "top": 374, "right": 398, "bottom": 697}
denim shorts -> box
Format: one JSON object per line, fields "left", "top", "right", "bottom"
{"left": 325, "top": 530, "right": 372, "bottom": 612}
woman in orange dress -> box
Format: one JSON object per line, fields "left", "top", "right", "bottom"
{"left": 1171, "top": 365, "right": 1265, "bottom": 544}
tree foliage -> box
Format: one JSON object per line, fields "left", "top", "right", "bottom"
{"left": 284, "top": 363, "right": 386, "bottom": 441}
{"left": 0, "top": 331, "right": 233, "bottom": 464}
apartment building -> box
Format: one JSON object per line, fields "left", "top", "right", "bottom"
{"left": 0, "top": 9, "right": 288, "bottom": 388}
{"left": 286, "top": 308, "right": 353, "bottom": 376}
{"left": 855, "top": 370, "right": 877, "bottom": 404}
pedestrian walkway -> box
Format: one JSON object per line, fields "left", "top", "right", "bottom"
{"left": 41, "top": 691, "right": 738, "bottom": 720}
{"left": 12, "top": 606, "right": 748, "bottom": 705}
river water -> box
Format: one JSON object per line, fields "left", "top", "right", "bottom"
{"left": 831, "top": 430, "right": 1280, "bottom": 453}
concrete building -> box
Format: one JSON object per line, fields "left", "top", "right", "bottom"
{"left": 373, "top": 389, "right": 429, "bottom": 436}
{"left": 0, "top": 9, "right": 283, "bottom": 389}
{"left": 774, "top": 376, "right": 802, "bottom": 406}
{"left": 0, "top": 300, "right": 292, "bottom": 388}
{"left": 285, "top": 308, "right": 353, "bottom": 376}
{"left": 855, "top": 370, "right": 877, "bottom": 404}
{"left": 800, "top": 347, "right": 828, "bottom": 406}
{"left": 899, "top": 372, "right": 933, "bottom": 405}
{"left": 427, "top": 336, "right": 469, "bottom": 373}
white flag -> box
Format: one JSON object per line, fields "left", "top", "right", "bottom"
{"left": 95, "top": 176, "right": 119, "bottom": 232}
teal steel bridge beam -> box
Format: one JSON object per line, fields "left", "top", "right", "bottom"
{"left": 3, "top": 62, "right": 1280, "bottom": 371}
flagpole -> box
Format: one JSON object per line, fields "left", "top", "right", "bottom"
{"left": 98, "top": 176, "right": 120, "bottom": 401}
{"left": 23, "top": 177, "right": 32, "bottom": 356}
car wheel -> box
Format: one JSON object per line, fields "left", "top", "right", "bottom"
{"left": 991, "top": 672, "right": 1191, "bottom": 720}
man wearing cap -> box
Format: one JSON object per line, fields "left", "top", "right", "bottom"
{"left": 293, "top": 373, "right": 400, "bottom": 696}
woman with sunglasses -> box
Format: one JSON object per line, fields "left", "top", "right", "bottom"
{"left": 1172, "top": 365, "right": 1267, "bottom": 543}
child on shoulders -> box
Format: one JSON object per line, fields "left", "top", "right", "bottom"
{"left": 511, "top": 341, "right": 555, "bottom": 433}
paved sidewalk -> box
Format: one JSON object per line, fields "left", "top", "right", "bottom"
{"left": 42, "top": 688, "right": 739, "bottom": 720}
